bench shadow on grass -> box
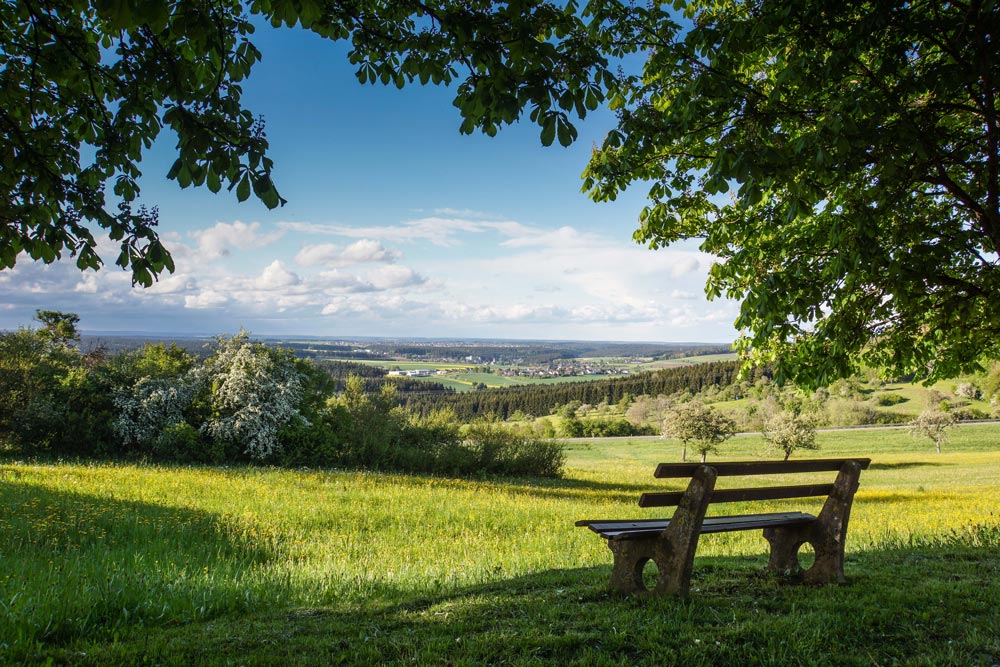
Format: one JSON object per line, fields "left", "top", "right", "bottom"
{"left": 474, "top": 476, "right": 687, "bottom": 504}
{"left": 868, "top": 461, "right": 947, "bottom": 470}
{"left": 74, "top": 534, "right": 1000, "bottom": 666}
{"left": 1, "top": 480, "right": 275, "bottom": 657}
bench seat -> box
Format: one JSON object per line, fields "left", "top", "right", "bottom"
{"left": 577, "top": 511, "right": 816, "bottom": 540}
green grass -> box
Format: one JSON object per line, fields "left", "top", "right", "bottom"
{"left": 328, "top": 359, "right": 475, "bottom": 371}
{"left": 408, "top": 371, "right": 632, "bottom": 392}
{"left": 2, "top": 424, "right": 999, "bottom": 665}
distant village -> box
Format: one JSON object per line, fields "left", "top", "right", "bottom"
{"left": 387, "top": 357, "right": 640, "bottom": 378}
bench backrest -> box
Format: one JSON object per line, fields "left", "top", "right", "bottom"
{"left": 638, "top": 458, "right": 871, "bottom": 508}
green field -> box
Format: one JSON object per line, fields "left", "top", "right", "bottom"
{"left": 327, "top": 359, "right": 475, "bottom": 371}
{"left": 406, "top": 370, "right": 633, "bottom": 392}
{"left": 634, "top": 352, "right": 739, "bottom": 370}
{"left": 2, "top": 425, "right": 998, "bottom": 665}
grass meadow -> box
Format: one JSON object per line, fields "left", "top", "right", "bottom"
{"left": 1, "top": 425, "right": 998, "bottom": 665}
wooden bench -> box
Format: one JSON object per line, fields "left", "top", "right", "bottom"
{"left": 576, "top": 458, "right": 870, "bottom": 596}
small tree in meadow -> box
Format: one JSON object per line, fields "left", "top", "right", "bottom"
{"left": 909, "top": 409, "right": 956, "bottom": 454}
{"left": 763, "top": 412, "right": 818, "bottom": 461}
{"left": 663, "top": 401, "right": 736, "bottom": 462}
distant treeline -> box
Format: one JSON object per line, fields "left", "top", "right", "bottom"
{"left": 402, "top": 361, "right": 756, "bottom": 420}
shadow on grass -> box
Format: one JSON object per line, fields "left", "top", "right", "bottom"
{"left": 63, "top": 534, "right": 1000, "bottom": 667}
{"left": 0, "top": 480, "right": 277, "bottom": 661}
{"left": 868, "top": 461, "right": 947, "bottom": 470}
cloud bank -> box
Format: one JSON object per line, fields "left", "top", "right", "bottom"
{"left": 0, "top": 211, "right": 738, "bottom": 342}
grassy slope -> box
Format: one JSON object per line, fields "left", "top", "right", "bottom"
{"left": 2, "top": 425, "right": 998, "bottom": 665}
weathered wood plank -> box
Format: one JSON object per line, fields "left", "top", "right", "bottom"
{"left": 638, "top": 483, "right": 835, "bottom": 508}
{"left": 583, "top": 512, "right": 817, "bottom": 540}
{"left": 653, "top": 458, "right": 872, "bottom": 478}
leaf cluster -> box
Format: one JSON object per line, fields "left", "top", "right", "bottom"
{"left": 1, "top": 1, "right": 614, "bottom": 284}
{"left": 583, "top": 0, "right": 1000, "bottom": 387}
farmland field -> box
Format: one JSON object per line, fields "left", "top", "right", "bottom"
{"left": 2, "top": 424, "right": 998, "bottom": 665}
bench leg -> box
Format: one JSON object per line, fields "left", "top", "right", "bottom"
{"left": 803, "top": 460, "right": 863, "bottom": 585}
{"left": 607, "top": 538, "right": 657, "bottom": 594}
{"left": 605, "top": 465, "right": 718, "bottom": 597}
{"left": 763, "top": 525, "right": 807, "bottom": 575}
{"left": 763, "top": 460, "right": 863, "bottom": 585}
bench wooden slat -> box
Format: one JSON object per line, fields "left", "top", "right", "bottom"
{"left": 653, "top": 458, "right": 871, "bottom": 478}
{"left": 638, "top": 483, "right": 835, "bottom": 507}
{"left": 583, "top": 512, "right": 816, "bottom": 540}
{"left": 575, "top": 517, "right": 671, "bottom": 528}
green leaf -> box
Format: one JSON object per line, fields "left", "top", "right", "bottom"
{"left": 540, "top": 118, "right": 556, "bottom": 146}
{"left": 207, "top": 169, "right": 222, "bottom": 193}
{"left": 236, "top": 175, "right": 251, "bottom": 202}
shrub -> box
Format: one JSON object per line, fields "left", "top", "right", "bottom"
{"left": 559, "top": 416, "right": 585, "bottom": 438}
{"left": 276, "top": 418, "right": 343, "bottom": 468}
{"left": 201, "top": 332, "right": 305, "bottom": 461}
{"left": 326, "top": 377, "right": 405, "bottom": 468}
{"left": 153, "top": 421, "right": 224, "bottom": 464}
{"left": 112, "top": 375, "right": 203, "bottom": 454}
{"left": 954, "top": 382, "right": 981, "bottom": 400}
{"left": 0, "top": 325, "right": 102, "bottom": 454}
{"left": 460, "top": 419, "right": 564, "bottom": 477}
{"left": 951, "top": 407, "right": 989, "bottom": 421}
{"left": 825, "top": 398, "right": 881, "bottom": 426}
{"left": 874, "top": 392, "right": 908, "bottom": 406}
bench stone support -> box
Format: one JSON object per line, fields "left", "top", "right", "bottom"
{"left": 762, "top": 460, "right": 863, "bottom": 584}
{"left": 606, "top": 465, "right": 718, "bottom": 596}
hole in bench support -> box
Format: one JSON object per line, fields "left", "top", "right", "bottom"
{"left": 640, "top": 558, "right": 659, "bottom": 592}
{"left": 798, "top": 542, "right": 816, "bottom": 571}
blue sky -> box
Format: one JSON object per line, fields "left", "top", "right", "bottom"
{"left": 0, "top": 23, "right": 739, "bottom": 343}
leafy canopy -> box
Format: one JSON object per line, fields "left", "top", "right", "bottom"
{"left": 1, "top": 0, "right": 610, "bottom": 285}
{"left": 584, "top": 0, "right": 1000, "bottom": 387}
{"left": 6, "top": 1, "right": 999, "bottom": 389}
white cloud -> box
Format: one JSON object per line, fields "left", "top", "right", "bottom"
{"left": 295, "top": 239, "right": 401, "bottom": 267}
{"left": 146, "top": 273, "right": 197, "bottom": 295}
{"left": 670, "top": 256, "right": 701, "bottom": 277}
{"left": 293, "top": 243, "right": 341, "bottom": 267}
{"left": 367, "top": 265, "right": 425, "bottom": 290}
{"left": 321, "top": 297, "right": 372, "bottom": 316}
{"left": 341, "top": 239, "right": 400, "bottom": 264}
{"left": 432, "top": 207, "right": 502, "bottom": 219}
{"left": 74, "top": 274, "right": 99, "bottom": 294}
{"left": 190, "top": 221, "right": 283, "bottom": 259}
{"left": 499, "top": 225, "right": 600, "bottom": 249}
{"left": 256, "top": 261, "right": 301, "bottom": 290}
{"left": 184, "top": 290, "right": 229, "bottom": 309}
{"left": 312, "top": 269, "right": 375, "bottom": 293}
{"left": 279, "top": 216, "right": 534, "bottom": 247}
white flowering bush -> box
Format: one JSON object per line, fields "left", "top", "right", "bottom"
{"left": 111, "top": 373, "right": 203, "bottom": 450}
{"left": 201, "top": 332, "right": 304, "bottom": 460}
{"left": 954, "top": 382, "right": 981, "bottom": 400}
